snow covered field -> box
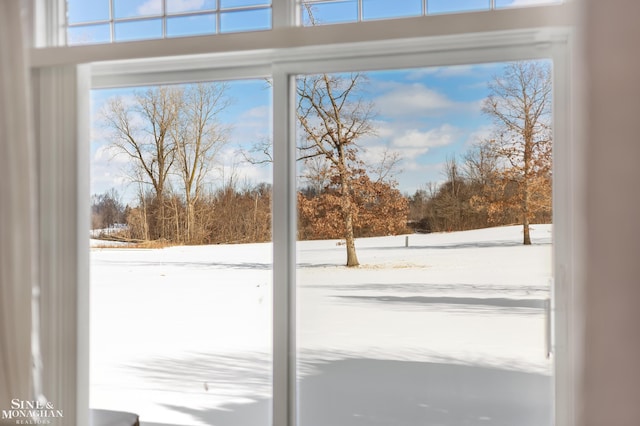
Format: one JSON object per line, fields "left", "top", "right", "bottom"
{"left": 90, "top": 224, "right": 553, "bottom": 426}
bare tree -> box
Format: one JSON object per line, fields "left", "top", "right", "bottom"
{"left": 297, "top": 72, "right": 376, "bottom": 266}
{"left": 463, "top": 141, "right": 499, "bottom": 188}
{"left": 438, "top": 155, "right": 465, "bottom": 231}
{"left": 103, "top": 86, "right": 182, "bottom": 239}
{"left": 369, "top": 147, "right": 401, "bottom": 184}
{"left": 90, "top": 188, "right": 125, "bottom": 232}
{"left": 482, "top": 61, "right": 553, "bottom": 245}
{"left": 300, "top": 155, "right": 333, "bottom": 195}
{"left": 171, "top": 83, "right": 230, "bottom": 242}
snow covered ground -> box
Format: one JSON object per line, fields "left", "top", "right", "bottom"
{"left": 90, "top": 224, "right": 553, "bottom": 426}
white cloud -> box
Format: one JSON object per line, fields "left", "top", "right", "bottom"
{"left": 213, "top": 147, "right": 272, "bottom": 187}
{"left": 356, "top": 121, "right": 393, "bottom": 147}
{"left": 90, "top": 145, "right": 134, "bottom": 201}
{"left": 137, "top": 0, "right": 162, "bottom": 15}
{"left": 505, "top": 0, "right": 561, "bottom": 6}
{"left": 392, "top": 124, "right": 458, "bottom": 154}
{"left": 93, "top": 144, "right": 119, "bottom": 163}
{"left": 166, "top": 0, "right": 207, "bottom": 13}
{"left": 406, "top": 65, "right": 478, "bottom": 80}
{"left": 357, "top": 144, "right": 401, "bottom": 168}
{"left": 376, "top": 83, "right": 454, "bottom": 117}
{"left": 138, "top": 0, "right": 213, "bottom": 15}
{"left": 228, "top": 105, "right": 271, "bottom": 154}
{"left": 240, "top": 105, "right": 270, "bottom": 121}
{"left": 464, "top": 124, "right": 494, "bottom": 148}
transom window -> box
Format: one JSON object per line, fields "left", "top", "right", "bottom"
{"left": 300, "top": 0, "right": 563, "bottom": 25}
{"left": 66, "top": 0, "right": 272, "bottom": 45}
{"left": 64, "top": 0, "right": 564, "bottom": 45}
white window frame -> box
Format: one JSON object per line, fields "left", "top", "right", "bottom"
{"left": 29, "top": 2, "right": 579, "bottom": 426}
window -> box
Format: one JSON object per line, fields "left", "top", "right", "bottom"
{"left": 90, "top": 80, "right": 273, "bottom": 424}
{"left": 295, "top": 62, "right": 554, "bottom": 426}
{"left": 64, "top": 0, "right": 565, "bottom": 45}
{"left": 67, "top": 0, "right": 272, "bottom": 45}
{"left": 30, "top": 1, "right": 576, "bottom": 425}
{"left": 300, "top": 0, "right": 564, "bottom": 25}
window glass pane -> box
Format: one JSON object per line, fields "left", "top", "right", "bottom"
{"left": 67, "top": 0, "right": 110, "bottom": 24}
{"left": 296, "top": 62, "right": 553, "bottom": 425}
{"left": 167, "top": 0, "right": 217, "bottom": 13}
{"left": 90, "top": 79, "right": 273, "bottom": 425}
{"left": 427, "top": 0, "right": 490, "bottom": 14}
{"left": 114, "top": 0, "right": 162, "bottom": 19}
{"left": 167, "top": 14, "right": 216, "bottom": 37}
{"left": 68, "top": 24, "right": 111, "bottom": 45}
{"left": 495, "top": 0, "right": 562, "bottom": 8}
{"left": 221, "top": 0, "right": 272, "bottom": 8}
{"left": 363, "top": 0, "right": 422, "bottom": 20}
{"left": 114, "top": 19, "right": 163, "bottom": 42}
{"left": 220, "top": 8, "right": 272, "bottom": 32}
{"left": 302, "top": 1, "right": 358, "bottom": 25}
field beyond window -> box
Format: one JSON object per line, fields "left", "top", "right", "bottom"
{"left": 295, "top": 61, "right": 554, "bottom": 425}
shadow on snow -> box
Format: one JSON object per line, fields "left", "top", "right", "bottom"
{"left": 135, "top": 356, "right": 550, "bottom": 426}
{"left": 336, "top": 295, "right": 548, "bottom": 309}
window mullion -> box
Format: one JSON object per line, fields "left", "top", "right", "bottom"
{"left": 272, "top": 66, "right": 297, "bottom": 426}
{"left": 273, "top": 0, "right": 297, "bottom": 29}
{"left": 33, "top": 63, "right": 91, "bottom": 426}
{"left": 34, "top": 0, "right": 66, "bottom": 47}
{"left": 162, "top": 0, "right": 167, "bottom": 38}
{"left": 110, "top": 0, "right": 115, "bottom": 42}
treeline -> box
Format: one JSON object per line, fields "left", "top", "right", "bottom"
{"left": 94, "top": 62, "right": 552, "bottom": 247}
{"left": 407, "top": 148, "right": 552, "bottom": 234}
{"left": 92, "top": 144, "right": 552, "bottom": 244}
{"left": 91, "top": 174, "right": 410, "bottom": 245}
{"left": 91, "top": 183, "right": 271, "bottom": 245}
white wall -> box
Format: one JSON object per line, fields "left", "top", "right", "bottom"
{"left": 582, "top": 1, "right": 640, "bottom": 424}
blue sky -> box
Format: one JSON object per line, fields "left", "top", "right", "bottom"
{"left": 67, "top": 0, "right": 560, "bottom": 44}
{"left": 90, "top": 62, "right": 537, "bottom": 203}
{"left": 299, "top": 0, "right": 561, "bottom": 25}
{"left": 81, "top": 0, "right": 556, "bottom": 203}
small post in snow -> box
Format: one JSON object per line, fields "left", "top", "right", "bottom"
{"left": 405, "top": 236, "right": 409, "bottom": 247}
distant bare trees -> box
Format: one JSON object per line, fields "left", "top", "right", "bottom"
{"left": 97, "top": 61, "right": 552, "bottom": 248}
{"left": 91, "top": 188, "right": 126, "bottom": 232}
{"left": 102, "top": 83, "right": 231, "bottom": 243}
{"left": 408, "top": 61, "right": 552, "bottom": 238}
{"left": 103, "top": 87, "right": 180, "bottom": 239}
{"left": 172, "top": 83, "right": 230, "bottom": 242}
{"left": 407, "top": 150, "right": 551, "bottom": 234}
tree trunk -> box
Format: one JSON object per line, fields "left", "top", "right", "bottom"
{"left": 522, "top": 171, "right": 532, "bottom": 245}
{"left": 186, "top": 199, "right": 195, "bottom": 243}
{"left": 523, "top": 215, "right": 531, "bottom": 245}
{"left": 340, "top": 172, "right": 359, "bottom": 267}
{"left": 344, "top": 208, "right": 359, "bottom": 267}
{"left": 173, "top": 197, "right": 180, "bottom": 242}
{"left": 141, "top": 194, "right": 149, "bottom": 241}
{"left": 336, "top": 157, "right": 360, "bottom": 267}
{"left": 523, "top": 115, "right": 533, "bottom": 246}
{"left": 522, "top": 176, "right": 531, "bottom": 246}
